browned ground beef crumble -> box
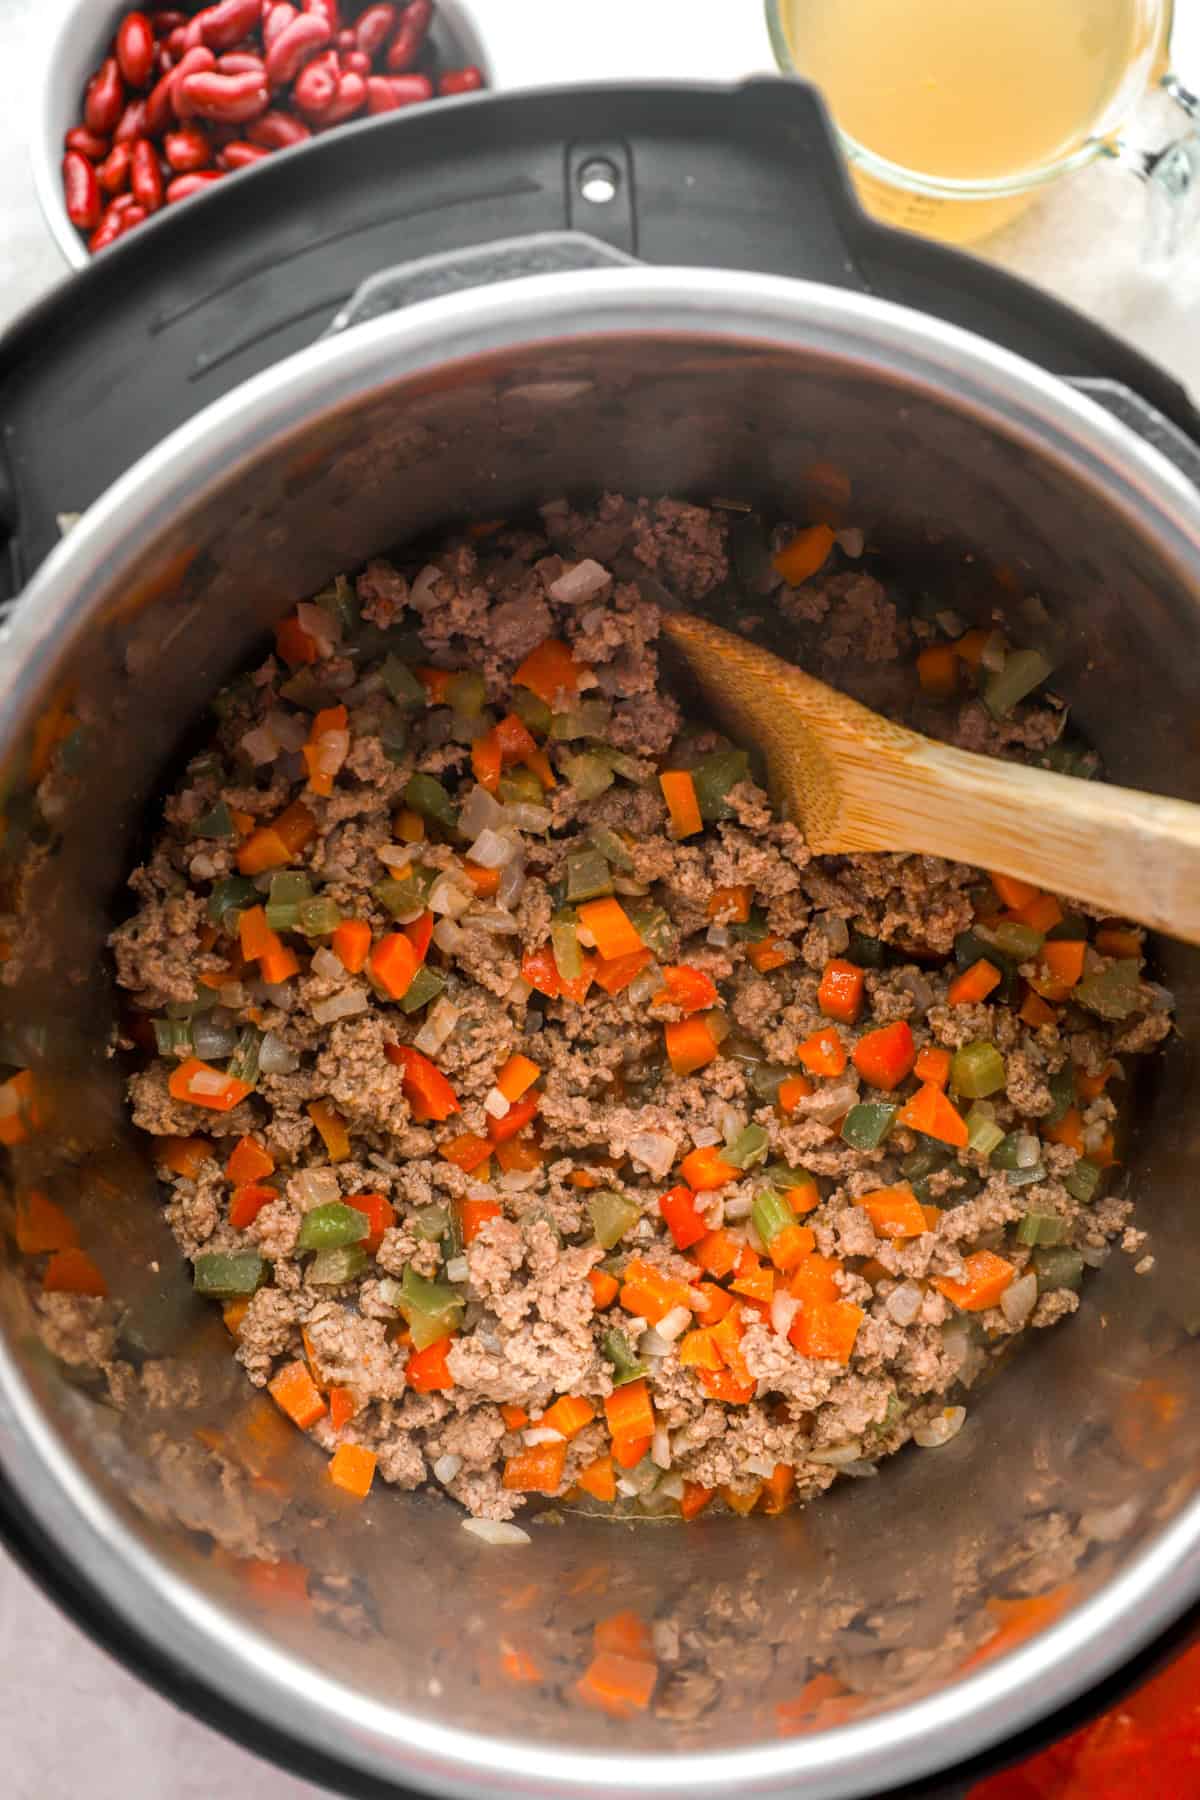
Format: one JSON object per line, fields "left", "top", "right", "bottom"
{"left": 107, "top": 496, "right": 1169, "bottom": 1526}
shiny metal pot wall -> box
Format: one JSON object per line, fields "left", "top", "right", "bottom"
{"left": 1, "top": 265, "right": 1200, "bottom": 1800}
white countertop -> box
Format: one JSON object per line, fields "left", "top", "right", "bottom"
{"left": 4, "top": 3, "right": 1200, "bottom": 1796}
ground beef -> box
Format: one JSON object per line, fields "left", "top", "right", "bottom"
{"left": 96, "top": 496, "right": 1168, "bottom": 1540}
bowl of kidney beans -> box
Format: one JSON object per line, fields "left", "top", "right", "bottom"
{"left": 38, "top": 0, "right": 488, "bottom": 264}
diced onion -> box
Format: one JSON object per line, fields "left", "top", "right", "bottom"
{"left": 193, "top": 1019, "right": 238, "bottom": 1060}
{"left": 717, "top": 1104, "right": 742, "bottom": 1141}
{"left": 835, "top": 527, "right": 864, "bottom": 558}
{"left": 445, "top": 1255, "right": 469, "bottom": 1284}
{"left": 1081, "top": 1244, "right": 1109, "bottom": 1268}
{"left": 691, "top": 1126, "right": 721, "bottom": 1148}
{"left": 651, "top": 1426, "right": 672, "bottom": 1470}
{"left": 314, "top": 729, "right": 349, "bottom": 775}
{"left": 497, "top": 857, "right": 526, "bottom": 910}
{"left": 429, "top": 876, "right": 473, "bottom": 919}
{"left": 638, "top": 1328, "right": 671, "bottom": 1358}
{"left": 265, "top": 710, "right": 308, "bottom": 752}
{"left": 502, "top": 803, "right": 552, "bottom": 833}
{"left": 886, "top": 1282, "right": 924, "bottom": 1326}
{"left": 1081, "top": 1499, "right": 1140, "bottom": 1543}
{"left": 549, "top": 559, "right": 611, "bottom": 604}
{"left": 820, "top": 913, "right": 850, "bottom": 955}
{"left": 311, "top": 947, "right": 343, "bottom": 981}
{"left": 523, "top": 1426, "right": 564, "bottom": 1446}
{"left": 296, "top": 601, "right": 338, "bottom": 652}
{"left": 507, "top": 975, "right": 532, "bottom": 1004}
{"left": 411, "top": 564, "right": 441, "bottom": 609}
{"left": 498, "top": 1168, "right": 541, "bottom": 1192}
{"left": 377, "top": 843, "right": 412, "bottom": 870}
{"left": 628, "top": 1130, "right": 678, "bottom": 1180}
{"left": 723, "top": 1195, "right": 752, "bottom": 1220}
{"left": 1015, "top": 1132, "right": 1040, "bottom": 1169}
{"left": 809, "top": 1441, "right": 864, "bottom": 1466}
{"left": 189, "top": 1067, "right": 230, "bottom": 1096}
{"left": 468, "top": 828, "right": 517, "bottom": 869}
{"left": 744, "top": 1453, "right": 777, "bottom": 1479}
{"left": 655, "top": 1473, "right": 684, "bottom": 1502}
{"left": 913, "top": 1406, "right": 966, "bottom": 1448}
{"left": 706, "top": 925, "right": 732, "bottom": 948}
{"left": 470, "top": 908, "right": 520, "bottom": 936}
{"left": 460, "top": 786, "right": 505, "bottom": 838}
{"left": 484, "top": 1088, "right": 510, "bottom": 1119}
{"left": 312, "top": 988, "right": 368, "bottom": 1025}
{"left": 616, "top": 1478, "right": 639, "bottom": 1498}
{"left": 461, "top": 1518, "right": 530, "bottom": 1546}
{"left": 1000, "top": 1270, "right": 1038, "bottom": 1327}
{"left": 295, "top": 1168, "right": 340, "bottom": 1207}
{"left": 433, "top": 918, "right": 468, "bottom": 955}
{"left": 433, "top": 1454, "right": 462, "bottom": 1484}
{"left": 771, "top": 1291, "right": 800, "bottom": 1337}
{"left": 241, "top": 724, "right": 279, "bottom": 765}
{"left": 627, "top": 967, "right": 665, "bottom": 1005}
{"left": 655, "top": 1305, "right": 692, "bottom": 1343}
{"left": 260, "top": 982, "right": 294, "bottom": 1010}
{"left": 218, "top": 982, "right": 246, "bottom": 1011}
{"left": 414, "top": 997, "right": 460, "bottom": 1055}
{"left": 259, "top": 1031, "right": 298, "bottom": 1075}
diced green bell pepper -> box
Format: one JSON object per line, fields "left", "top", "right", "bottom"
{"left": 689, "top": 749, "right": 750, "bottom": 821}
{"left": 1016, "top": 1211, "right": 1068, "bottom": 1246}
{"left": 725, "top": 1123, "right": 769, "bottom": 1169}
{"left": 1074, "top": 960, "right": 1143, "bottom": 1021}
{"left": 991, "top": 920, "right": 1044, "bottom": 961}
{"left": 752, "top": 1188, "right": 793, "bottom": 1245}
{"left": 226, "top": 1027, "right": 262, "bottom": 1089}
{"left": 193, "top": 1251, "right": 266, "bottom": 1298}
{"left": 191, "top": 799, "right": 234, "bottom": 839}
{"left": 380, "top": 656, "right": 427, "bottom": 710}
{"left": 549, "top": 700, "right": 611, "bottom": 740}
{"left": 1032, "top": 1246, "right": 1084, "bottom": 1293}
{"left": 373, "top": 871, "right": 429, "bottom": 920}
{"left": 446, "top": 670, "right": 487, "bottom": 716}
{"left": 566, "top": 848, "right": 614, "bottom": 903}
{"left": 842, "top": 1103, "right": 897, "bottom": 1149}
{"left": 846, "top": 931, "right": 887, "bottom": 968}
{"left": 208, "top": 875, "right": 258, "bottom": 928}
{"left": 589, "top": 825, "right": 633, "bottom": 872}
{"left": 602, "top": 1327, "right": 648, "bottom": 1387}
{"left": 626, "top": 904, "right": 674, "bottom": 960}
{"left": 589, "top": 1190, "right": 640, "bottom": 1249}
{"left": 413, "top": 1204, "right": 451, "bottom": 1242}
{"left": 560, "top": 753, "right": 614, "bottom": 801}
{"left": 308, "top": 1245, "right": 369, "bottom": 1286}
{"left": 498, "top": 767, "right": 547, "bottom": 807}
{"left": 396, "top": 1264, "right": 465, "bottom": 1347}
{"left": 405, "top": 773, "right": 459, "bottom": 834}
{"left": 399, "top": 966, "right": 445, "bottom": 1014}
{"left": 296, "top": 1203, "right": 370, "bottom": 1252}
{"left": 1065, "top": 1159, "right": 1103, "bottom": 1204}
{"left": 297, "top": 896, "right": 341, "bottom": 938}
{"left": 551, "top": 915, "right": 583, "bottom": 982}
{"left": 510, "top": 686, "right": 553, "bottom": 735}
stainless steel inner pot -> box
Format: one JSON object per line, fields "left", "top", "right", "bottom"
{"left": 2, "top": 262, "right": 1200, "bottom": 1800}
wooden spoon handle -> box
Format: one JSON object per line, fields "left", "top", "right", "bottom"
{"left": 845, "top": 735, "right": 1200, "bottom": 944}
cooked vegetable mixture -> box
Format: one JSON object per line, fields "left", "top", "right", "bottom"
{"left": 108, "top": 496, "right": 1169, "bottom": 1525}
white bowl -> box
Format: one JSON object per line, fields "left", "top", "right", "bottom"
{"left": 33, "top": 0, "right": 497, "bottom": 269}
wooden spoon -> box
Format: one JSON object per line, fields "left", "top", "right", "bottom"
{"left": 661, "top": 611, "right": 1200, "bottom": 945}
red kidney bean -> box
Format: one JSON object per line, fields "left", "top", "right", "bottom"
{"left": 62, "top": 150, "right": 101, "bottom": 229}
{"left": 292, "top": 50, "right": 339, "bottom": 117}
{"left": 365, "top": 72, "right": 432, "bottom": 113}
{"left": 179, "top": 69, "right": 270, "bottom": 123}
{"left": 85, "top": 58, "right": 127, "bottom": 134}
{"left": 262, "top": 2, "right": 296, "bottom": 51}
{"left": 218, "top": 51, "right": 267, "bottom": 74}
{"left": 341, "top": 48, "right": 370, "bottom": 75}
{"left": 64, "top": 125, "right": 111, "bottom": 160}
{"left": 166, "top": 170, "right": 225, "bottom": 202}
{"left": 354, "top": 2, "right": 396, "bottom": 59}
{"left": 246, "top": 108, "right": 311, "bottom": 147}
{"left": 220, "top": 140, "right": 271, "bottom": 167}
{"left": 385, "top": 0, "right": 432, "bottom": 72}
{"left": 130, "top": 137, "right": 166, "bottom": 210}
{"left": 335, "top": 26, "right": 355, "bottom": 51}
{"left": 163, "top": 125, "right": 214, "bottom": 170}
{"left": 116, "top": 11, "right": 156, "bottom": 88}
{"left": 97, "top": 140, "right": 134, "bottom": 192}
{"left": 150, "top": 9, "right": 187, "bottom": 33}
{"left": 114, "top": 98, "right": 148, "bottom": 142}
{"left": 304, "top": 0, "right": 340, "bottom": 25}
{"left": 165, "top": 24, "right": 188, "bottom": 56}
{"left": 168, "top": 45, "right": 218, "bottom": 118}
{"left": 316, "top": 69, "right": 366, "bottom": 124}
{"left": 192, "top": 0, "right": 264, "bottom": 52}
{"left": 264, "top": 13, "right": 330, "bottom": 87}
{"left": 438, "top": 65, "right": 483, "bottom": 96}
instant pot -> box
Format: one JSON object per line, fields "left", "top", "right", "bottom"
{"left": 1, "top": 80, "right": 1199, "bottom": 1800}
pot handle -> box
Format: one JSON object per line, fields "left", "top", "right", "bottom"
{"left": 324, "top": 231, "right": 638, "bottom": 337}
{"left": 1068, "top": 377, "right": 1200, "bottom": 492}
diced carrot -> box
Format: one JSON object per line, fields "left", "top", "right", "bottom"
{"left": 332, "top": 918, "right": 372, "bottom": 974}
{"left": 678, "top": 1145, "right": 739, "bottom": 1191}
{"left": 772, "top": 523, "right": 834, "bottom": 586}
{"left": 604, "top": 1378, "right": 654, "bottom": 1442}
{"left": 954, "top": 628, "right": 993, "bottom": 668}
{"left": 395, "top": 807, "right": 425, "bottom": 844}
{"left": 328, "top": 1387, "right": 357, "bottom": 1432}
{"left": 487, "top": 1095, "right": 539, "bottom": 1144}
{"left": 1014, "top": 891, "right": 1064, "bottom": 935}
{"left": 302, "top": 705, "right": 349, "bottom": 799}
{"left": 935, "top": 1250, "right": 1016, "bottom": 1312}
{"left": 698, "top": 1368, "right": 756, "bottom": 1403}
{"left": 275, "top": 613, "right": 319, "bottom": 668}
{"left": 896, "top": 1081, "right": 968, "bottom": 1147}
{"left": 922, "top": 1204, "right": 942, "bottom": 1231}
{"left": 236, "top": 800, "right": 316, "bottom": 875}
{"left": 991, "top": 872, "right": 1040, "bottom": 910}
{"left": 307, "top": 1099, "right": 350, "bottom": 1162}
{"left": 777, "top": 1074, "right": 814, "bottom": 1114}
{"left": 852, "top": 1020, "right": 916, "bottom": 1091}
{"left": 439, "top": 1132, "right": 493, "bottom": 1173}
{"left": 225, "top": 1135, "right": 274, "bottom": 1184}
{"left": 513, "top": 638, "right": 583, "bottom": 705}
{"left": 1076, "top": 1061, "right": 1118, "bottom": 1102}
{"left": 539, "top": 1395, "right": 595, "bottom": 1439}
{"left": 15, "top": 1191, "right": 78, "bottom": 1255}
{"left": 229, "top": 811, "right": 254, "bottom": 838}
{"left": 156, "top": 1135, "right": 213, "bottom": 1180}
{"left": 503, "top": 1440, "right": 567, "bottom": 1493}
{"left": 776, "top": 1673, "right": 856, "bottom": 1735}
{"left": 664, "top": 1015, "right": 720, "bottom": 1077}
{"left": 168, "top": 1058, "right": 252, "bottom": 1113}
{"left": 1040, "top": 940, "right": 1086, "bottom": 988}
{"left": 471, "top": 731, "right": 503, "bottom": 793}
{"left": 1019, "top": 989, "right": 1058, "bottom": 1028}
{"left": 619, "top": 1258, "right": 697, "bottom": 1326}
{"left": 328, "top": 1442, "right": 376, "bottom": 1500}
{"left": 1043, "top": 1107, "right": 1085, "bottom": 1154}
{"left": 818, "top": 958, "right": 864, "bottom": 1024}
{"left": 707, "top": 884, "right": 752, "bottom": 924}
{"left": 680, "top": 1481, "right": 715, "bottom": 1521}
{"left": 230, "top": 1182, "right": 275, "bottom": 1229}
{"left": 677, "top": 1327, "right": 723, "bottom": 1370}
{"left": 611, "top": 1432, "right": 652, "bottom": 1468}
{"left": 788, "top": 1299, "right": 863, "bottom": 1364}
{"left": 746, "top": 934, "right": 793, "bottom": 973}
{"left": 592, "top": 948, "right": 652, "bottom": 995}
{"left": 577, "top": 897, "right": 642, "bottom": 962}
{"left": 499, "top": 1643, "right": 544, "bottom": 1683}
{"left": 659, "top": 1184, "right": 708, "bottom": 1250}
{"left": 523, "top": 747, "right": 557, "bottom": 791}
{"left": 387, "top": 1044, "right": 460, "bottom": 1121}
{"left": 346, "top": 1192, "right": 394, "bottom": 1254}
{"left": 493, "top": 713, "right": 538, "bottom": 765}
{"left": 495, "top": 1138, "right": 543, "bottom": 1173}
{"left": 496, "top": 1054, "right": 541, "bottom": 1103}
{"left": 268, "top": 1359, "right": 327, "bottom": 1430}
{"left": 406, "top": 1335, "right": 456, "bottom": 1392}
{"left": 238, "top": 905, "right": 280, "bottom": 962}
{"left": 43, "top": 1247, "right": 107, "bottom": 1297}
{"left": 557, "top": 956, "right": 597, "bottom": 1006}
{"left": 787, "top": 1252, "right": 844, "bottom": 1307}
{"left": 914, "top": 1045, "right": 952, "bottom": 1087}
{"left": 370, "top": 931, "right": 419, "bottom": 1001}
{"left": 917, "top": 645, "right": 958, "bottom": 697}
{"left": 691, "top": 1229, "right": 741, "bottom": 1280}
{"left": 860, "top": 1184, "right": 928, "bottom": 1238}
{"left": 576, "top": 1455, "right": 616, "bottom": 1503}
{"left": 691, "top": 1281, "right": 735, "bottom": 1325}
{"left": 652, "top": 965, "right": 720, "bottom": 1015}
{"left": 1096, "top": 926, "right": 1142, "bottom": 959}
{"left": 948, "top": 959, "right": 1002, "bottom": 1005}
{"left": 223, "top": 1299, "right": 249, "bottom": 1338}
{"left": 731, "top": 1263, "right": 774, "bottom": 1304}
{"left": 259, "top": 945, "right": 300, "bottom": 985}
{"left": 797, "top": 1027, "right": 846, "bottom": 1077}
{"left": 417, "top": 666, "right": 454, "bottom": 704}
{"left": 521, "top": 944, "right": 561, "bottom": 999}
{"left": 761, "top": 1462, "right": 796, "bottom": 1515}
{"left": 659, "top": 769, "right": 703, "bottom": 839}
{"left": 594, "top": 1609, "right": 654, "bottom": 1661}
{"left": 587, "top": 1268, "right": 619, "bottom": 1310}
{"left": 766, "top": 1223, "right": 816, "bottom": 1271}
{"left": 577, "top": 1650, "right": 657, "bottom": 1716}
{"left": 459, "top": 1197, "right": 502, "bottom": 1245}
{"left": 500, "top": 1404, "right": 529, "bottom": 1431}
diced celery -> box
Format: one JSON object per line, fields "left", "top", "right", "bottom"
{"left": 689, "top": 749, "right": 750, "bottom": 820}
{"left": 626, "top": 904, "right": 674, "bottom": 960}
{"left": 729, "top": 908, "right": 770, "bottom": 944}
{"left": 373, "top": 872, "right": 428, "bottom": 920}
{"left": 445, "top": 670, "right": 487, "bottom": 716}
{"left": 1006, "top": 1166, "right": 1046, "bottom": 1188}
{"left": 193, "top": 1251, "right": 265, "bottom": 1298}
{"left": 602, "top": 1327, "right": 648, "bottom": 1386}
{"left": 589, "top": 825, "right": 634, "bottom": 872}
{"left": 308, "top": 1245, "right": 369, "bottom": 1286}
{"left": 589, "top": 1190, "right": 640, "bottom": 1249}
{"left": 747, "top": 1063, "right": 787, "bottom": 1102}
{"left": 1032, "top": 1246, "right": 1084, "bottom": 1293}
{"left": 983, "top": 648, "right": 1054, "bottom": 719}
{"left": 208, "top": 875, "right": 257, "bottom": 927}
{"left": 990, "top": 1134, "right": 1024, "bottom": 1171}
{"left": 413, "top": 1204, "right": 451, "bottom": 1242}
{"left": 752, "top": 1188, "right": 793, "bottom": 1244}
{"left": 1045, "top": 1068, "right": 1076, "bottom": 1125}
{"left": 549, "top": 700, "right": 611, "bottom": 740}
{"left": 405, "top": 774, "right": 459, "bottom": 834}
{"left": 399, "top": 966, "right": 445, "bottom": 1014}
{"left": 226, "top": 1027, "right": 262, "bottom": 1089}
{"left": 902, "top": 1142, "right": 953, "bottom": 1181}
{"left": 842, "top": 1103, "right": 897, "bottom": 1149}
{"left": 510, "top": 686, "right": 553, "bottom": 735}
{"left": 315, "top": 573, "right": 358, "bottom": 637}
{"left": 191, "top": 799, "right": 234, "bottom": 839}
{"left": 279, "top": 669, "right": 340, "bottom": 712}
{"left": 560, "top": 753, "right": 614, "bottom": 801}
{"left": 966, "top": 1103, "right": 1005, "bottom": 1158}
{"left": 593, "top": 746, "right": 644, "bottom": 782}
{"left": 297, "top": 896, "right": 341, "bottom": 938}
{"left": 1016, "top": 1212, "right": 1068, "bottom": 1246}
{"left": 396, "top": 1264, "right": 464, "bottom": 1345}
{"left": 1075, "top": 960, "right": 1142, "bottom": 1021}
{"left": 498, "top": 767, "right": 546, "bottom": 807}
{"left": 296, "top": 1203, "right": 370, "bottom": 1252}
{"left": 551, "top": 915, "right": 583, "bottom": 982}
{"left": 166, "top": 991, "right": 217, "bottom": 1019}
{"left": 380, "top": 656, "right": 427, "bottom": 710}
{"left": 265, "top": 871, "right": 313, "bottom": 933}
{"left": 1065, "top": 1160, "right": 1103, "bottom": 1204}
{"left": 725, "top": 1123, "right": 769, "bottom": 1169}
{"left": 764, "top": 1163, "right": 817, "bottom": 1196}
{"left": 951, "top": 1041, "right": 1006, "bottom": 1099}
{"left": 154, "top": 1018, "right": 193, "bottom": 1057}
{"left": 565, "top": 848, "right": 614, "bottom": 903}
{"left": 992, "top": 920, "right": 1044, "bottom": 961}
